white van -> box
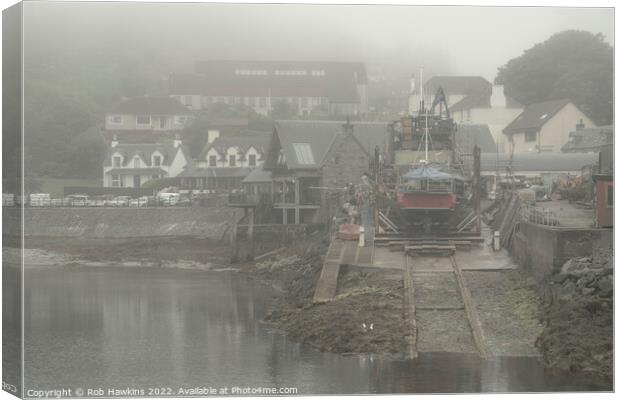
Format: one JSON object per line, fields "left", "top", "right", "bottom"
{"left": 157, "top": 192, "right": 180, "bottom": 206}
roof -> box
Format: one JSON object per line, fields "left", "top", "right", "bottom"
{"left": 269, "top": 120, "right": 389, "bottom": 170}
{"left": 480, "top": 152, "right": 598, "bottom": 173}
{"left": 198, "top": 130, "right": 272, "bottom": 160}
{"left": 242, "top": 167, "right": 272, "bottom": 183}
{"left": 455, "top": 124, "right": 497, "bottom": 153}
{"left": 104, "top": 142, "right": 186, "bottom": 167}
{"left": 449, "top": 94, "right": 490, "bottom": 112}
{"left": 109, "top": 96, "right": 192, "bottom": 115}
{"left": 425, "top": 76, "right": 492, "bottom": 96}
{"left": 502, "top": 99, "right": 571, "bottom": 135}
{"left": 107, "top": 168, "right": 167, "bottom": 175}
{"left": 561, "top": 125, "right": 613, "bottom": 153}
{"left": 178, "top": 165, "right": 252, "bottom": 179}
{"left": 192, "top": 60, "right": 366, "bottom": 102}
{"left": 169, "top": 73, "right": 203, "bottom": 94}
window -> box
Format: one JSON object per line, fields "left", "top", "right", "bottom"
{"left": 607, "top": 185, "right": 613, "bottom": 207}
{"left": 209, "top": 155, "right": 217, "bottom": 167}
{"left": 229, "top": 154, "right": 236, "bottom": 167}
{"left": 248, "top": 154, "right": 256, "bottom": 167}
{"left": 153, "top": 155, "right": 161, "bottom": 167}
{"left": 134, "top": 158, "right": 140, "bottom": 168}
{"left": 137, "top": 115, "right": 150, "bottom": 125}
{"left": 525, "top": 131, "right": 537, "bottom": 142}
{"left": 109, "top": 115, "right": 123, "bottom": 124}
{"left": 113, "top": 156, "right": 121, "bottom": 167}
{"left": 112, "top": 175, "right": 120, "bottom": 187}
{"left": 293, "top": 143, "right": 315, "bottom": 165}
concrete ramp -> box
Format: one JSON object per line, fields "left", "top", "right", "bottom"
{"left": 313, "top": 240, "right": 345, "bottom": 303}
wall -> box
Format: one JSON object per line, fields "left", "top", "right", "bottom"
{"left": 322, "top": 133, "right": 371, "bottom": 189}
{"left": 512, "top": 221, "right": 612, "bottom": 298}
{"left": 4, "top": 207, "right": 234, "bottom": 240}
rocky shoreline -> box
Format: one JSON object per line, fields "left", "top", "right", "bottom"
{"left": 538, "top": 252, "right": 614, "bottom": 382}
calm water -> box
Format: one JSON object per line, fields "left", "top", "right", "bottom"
{"left": 23, "top": 265, "right": 609, "bottom": 395}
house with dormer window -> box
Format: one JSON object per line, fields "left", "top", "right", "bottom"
{"left": 178, "top": 130, "right": 271, "bottom": 192}
{"left": 102, "top": 135, "right": 189, "bottom": 188}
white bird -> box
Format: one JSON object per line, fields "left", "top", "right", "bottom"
{"left": 370, "top": 323, "right": 374, "bottom": 331}
{"left": 362, "top": 323, "right": 367, "bottom": 332}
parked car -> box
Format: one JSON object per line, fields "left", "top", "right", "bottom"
{"left": 158, "top": 192, "right": 180, "bottom": 206}
{"left": 87, "top": 197, "right": 107, "bottom": 207}
{"left": 109, "top": 196, "right": 131, "bottom": 207}
{"left": 51, "top": 198, "right": 71, "bottom": 207}
{"left": 2, "top": 193, "right": 15, "bottom": 207}
{"left": 29, "top": 193, "right": 51, "bottom": 207}
{"left": 129, "top": 197, "right": 149, "bottom": 207}
{"left": 67, "top": 194, "right": 89, "bottom": 207}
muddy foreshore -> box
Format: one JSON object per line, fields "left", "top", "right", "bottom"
{"left": 9, "top": 234, "right": 613, "bottom": 384}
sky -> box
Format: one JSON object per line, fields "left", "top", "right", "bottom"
{"left": 21, "top": 1, "right": 614, "bottom": 82}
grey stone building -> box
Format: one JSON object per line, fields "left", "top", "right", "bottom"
{"left": 263, "top": 120, "right": 389, "bottom": 224}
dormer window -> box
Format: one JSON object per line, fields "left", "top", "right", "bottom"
{"left": 153, "top": 155, "right": 161, "bottom": 167}
{"left": 229, "top": 154, "right": 236, "bottom": 167}
{"left": 137, "top": 115, "right": 150, "bottom": 126}
{"left": 209, "top": 155, "right": 217, "bottom": 167}
{"left": 113, "top": 156, "right": 121, "bottom": 167}
{"left": 134, "top": 158, "right": 140, "bottom": 168}
{"left": 248, "top": 154, "right": 256, "bottom": 167}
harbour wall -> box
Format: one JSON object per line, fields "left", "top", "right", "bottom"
{"left": 3, "top": 207, "right": 236, "bottom": 240}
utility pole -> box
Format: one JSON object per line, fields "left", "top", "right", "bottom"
{"left": 473, "top": 145, "right": 481, "bottom": 234}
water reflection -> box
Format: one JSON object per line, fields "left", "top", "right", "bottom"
{"left": 23, "top": 266, "right": 609, "bottom": 394}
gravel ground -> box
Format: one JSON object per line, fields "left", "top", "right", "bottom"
{"left": 463, "top": 270, "right": 542, "bottom": 357}
{"left": 413, "top": 272, "right": 463, "bottom": 309}
{"left": 416, "top": 310, "right": 477, "bottom": 353}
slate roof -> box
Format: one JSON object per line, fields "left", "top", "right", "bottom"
{"left": 169, "top": 73, "right": 203, "bottom": 94}
{"left": 104, "top": 142, "right": 186, "bottom": 167}
{"left": 109, "top": 96, "right": 193, "bottom": 115}
{"left": 502, "top": 99, "right": 571, "bottom": 135}
{"left": 425, "top": 76, "right": 492, "bottom": 96}
{"left": 242, "top": 167, "right": 272, "bottom": 183}
{"left": 178, "top": 165, "right": 252, "bottom": 179}
{"left": 192, "top": 60, "right": 366, "bottom": 103}
{"left": 197, "top": 130, "right": 272, "bottom": 160}
{"left": 269, "top": 120, "right": 389, "bottom": 170}
{"left": 479, "top": 152, "right": 598, "bottom": 173}
{"left": 449, "top": 94, "right": 491, "bottom": 112}
{"left": 107, "top": 168, "right": 167, "bottom": 175}
{"left": 561, "top": 125, "right": 613, "bottom": 153}
{"left": 455, "top": 124, "right": 497, "bottom": 153}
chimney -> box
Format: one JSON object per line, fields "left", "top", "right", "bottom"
{"left": 207, "top": 129, "right": 220, "bottom": 144}
{"left": 576, "top": 119, "right": 585, "bottom": 130}
{"left": 111, "top": 135, "right": 119, "bottom": 148}
{"left": 174, "top": 134, "right": 182, "bottom": 148}
{"left": 490, "top": 85, "right": 507, "bottom": 108}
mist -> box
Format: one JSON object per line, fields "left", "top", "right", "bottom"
{"left": 23, "top": 2, "right": 613, "bottom": 81}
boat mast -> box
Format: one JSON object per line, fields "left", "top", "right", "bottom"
{"left": 420, "top": 67, "right": 429, "bottom": 163}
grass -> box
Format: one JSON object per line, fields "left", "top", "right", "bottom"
{"left": 38, "top": 177, "right": 102, "bottom": 198}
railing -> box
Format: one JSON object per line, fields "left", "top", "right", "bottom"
{"left": 520, "top": 204, "right": 560, "bottom": 227}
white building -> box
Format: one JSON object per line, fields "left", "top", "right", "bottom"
{"left": 102, "top": 136, "right": 189, "bottom": 188}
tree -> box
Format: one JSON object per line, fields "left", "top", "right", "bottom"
{"left": 495, "top": 30, "right": 613, "bottom": 125}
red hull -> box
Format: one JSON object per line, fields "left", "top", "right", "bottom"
{"left": 396, "top": 191, "right": 456, "bottom": 210}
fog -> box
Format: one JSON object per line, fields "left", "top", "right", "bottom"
{"left": 23, "top": 2, "right": 613, "bottom": 81}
